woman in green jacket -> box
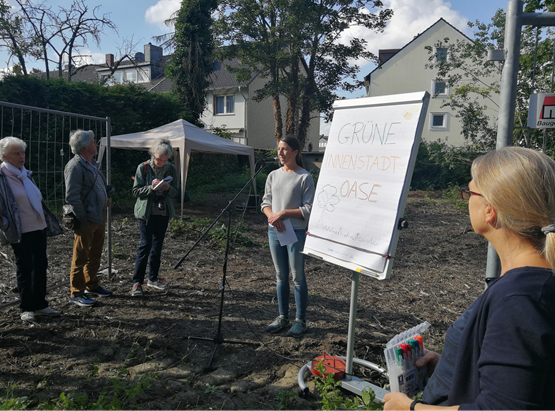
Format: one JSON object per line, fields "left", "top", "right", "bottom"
{"left": 131, "top": 138, "right": 178, "bottom": 297}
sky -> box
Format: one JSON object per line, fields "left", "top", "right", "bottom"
{"left": 2, "top": 0, "right": 512, "bottom": 134}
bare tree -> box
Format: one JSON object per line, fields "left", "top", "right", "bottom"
{"left": 0, "top": 0, "right": 117, "bottom": 80}
{"left": 51, "top": 0, "right": 117, "bottom": 81}
{"left": 13, "top": 0, "right": 59, "bottom": 79}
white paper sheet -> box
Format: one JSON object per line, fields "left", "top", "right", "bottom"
{"left": 153, "top": 176, "right": 173, "bottom": 190}
{"left": 304, "top": 94, "right": 426, "bottom": 278}
{"left": 276, "top": 219, "right": 298, "bottom": 246}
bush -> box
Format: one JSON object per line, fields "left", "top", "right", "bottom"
{"left": 411, "top": 140, "right": 483, "bottom": 190}
{"left": 186, "top": 152, "right": 274, "bottom": 195}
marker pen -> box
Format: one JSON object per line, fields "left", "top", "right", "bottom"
{"left": 400, "top": 343, "right": 412, "bottom": 368}
{"left": 415, "top": 335, "right": 424, "bottom": 353}
{"left": 396, "top": 347, "right": 405, "bottom": 370}
{"left": 409, "top": 339, "right": 420, "bottom": 360}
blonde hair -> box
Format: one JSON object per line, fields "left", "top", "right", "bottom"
{"left": 472, "top": 147, "right": 555, "bottom": 269}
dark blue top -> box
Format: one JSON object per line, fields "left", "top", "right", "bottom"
{"left": 422, "top": 299, "right": 479, "bottom": 405}
{"left": 423, "top": 267, "right": 555, "bottom": 410}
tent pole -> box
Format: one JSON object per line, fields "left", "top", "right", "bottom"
{"left": 105, "top": 117, "right": 112, "bottom": 280}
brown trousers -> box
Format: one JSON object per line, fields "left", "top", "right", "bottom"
{"left": 69, "top": 219, "right": 105, "bottom": 297}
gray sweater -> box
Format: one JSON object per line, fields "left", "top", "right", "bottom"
{"left": 261, "top": 168, "right": 315, "bottom": 230}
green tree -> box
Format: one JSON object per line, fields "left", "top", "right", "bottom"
{"left": 215, "top": 0, "right": 392, "bottom": 149}
{"left": 425, "top": 3, "right": 555, "bottom": 151}
{"left": 166, "top": 0, "right": 217, "bottom": 124}
{"left": 0, "top": 0, "right": 31, "bottom": 76}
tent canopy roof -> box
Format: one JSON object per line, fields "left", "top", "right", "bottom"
{"left": 98, "top": 119, "right": 256, "bottom": 218}
{"left": 100, "top": 119, "right": 254, "bottom": 157}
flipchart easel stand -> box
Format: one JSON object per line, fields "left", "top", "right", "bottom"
{"left": 297, "top": 223, "right": 407, "bottom": 400}
{"left": 297, "top": 92, "right": 429, "bottom": 401}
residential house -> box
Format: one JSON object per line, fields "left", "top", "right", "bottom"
{"left": 96, "top": 43, "right": 171, "bottom": 92}
{"left": 93, "top": 44, "right": 320, "bottom": 151}
{"left": 364, "top": 18, "right": 499, "bottom": 146}
{"left": 201, "top": 59, "right": 319, "bottom": 151}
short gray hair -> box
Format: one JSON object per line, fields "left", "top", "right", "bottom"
{"left": 0, "top": 136, "right": 26, "bottom": 159}
{"left": 149, "top": 138, "right": 173, "bottom": 159}
{"left": 69, "top": 129, "right": 95, "bottom": 154}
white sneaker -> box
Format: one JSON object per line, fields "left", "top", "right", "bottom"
{"left": 21, "top": 311, "right": 35, "bottom": 321}
{"left": 147, "top": 279, "right": 167, "bottom": 290}
{"left": 35, "top": 307, "right": 60, "bottom": 316}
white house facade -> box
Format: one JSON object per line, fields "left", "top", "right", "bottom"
{"left": 201, "top": 59, "right": 320, "bottom": 151}
{"left": 365, "top": 18, "right": 499, "bottom": 147}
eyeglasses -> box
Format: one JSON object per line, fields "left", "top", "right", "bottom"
{"left": 460, "top": 186, "right": 483, "bottom": 201}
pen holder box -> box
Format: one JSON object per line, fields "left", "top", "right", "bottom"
{"left": 384, "top": 321, "right": 430, "bottom": 397}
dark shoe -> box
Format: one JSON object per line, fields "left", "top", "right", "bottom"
{"left": 85, "top": 286, "right": 112, "bottom": 297}
{"left": 147, "top": 279, "right": 167, "bottom": 290}
{"left": 131, "top": 283, "right": 144, "bottom": 297}
{"left": 70, "top": 296, "right": 96, "bottom": 307}
{"left": 266, "top": 315, "right": 290, "bottom": 333}
{"left": 287, "top": 319, "right": 307, "bottom": 338}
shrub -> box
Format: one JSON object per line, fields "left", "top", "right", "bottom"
{"left": 411, "top": 140, "right": 483, "bottom": 190}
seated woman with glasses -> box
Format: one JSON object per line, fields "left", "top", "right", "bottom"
{"left": 384, "top": 147, "right": 555, "bottom": 410}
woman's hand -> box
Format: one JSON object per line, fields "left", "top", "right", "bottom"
{"left": 267, "top": 210, "right": 286, "bottom": 232}
{"left": 383, "top": 392, "right": 413, "bottom": 410}
{"left": 416, "top": 350, "right": 441, "bottom": 377}
{"left": 152, "top": 179, "right": 170, "bottom": 190}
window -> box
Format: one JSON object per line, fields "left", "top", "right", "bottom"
{"left": 432, "top": 80, "right": 448, "bottom": 97}
{"left": 226, "top": 95, "right": 234, "bottom": 113}
{"left": 113, "top": 73, "right": 123, "bottom": 84}
{"left": 126, "top": 71, "right": 137, "bottom": 82}
{"left": 138, "top": 70, "right": 148, "bottom": 82}
{"left": 430, "top": 113, "right": 448, "bottom": 130}
{"left": 215, "top": 95, "right": 234, "bottom": 114}
{"left": 436, "top": 48, "right": 448, "bottom": 62}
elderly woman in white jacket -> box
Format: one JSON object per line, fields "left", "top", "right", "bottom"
{"left": 0, "top": 136, "right": 63, "bottom": 322}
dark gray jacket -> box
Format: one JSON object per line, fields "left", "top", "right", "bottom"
{"left": 64, "top": 155, "right": 112, "bottom": 225}
{"left": 0, "top": 168, "right": 63, "bottom": 245}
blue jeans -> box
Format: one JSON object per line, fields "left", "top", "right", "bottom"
{"left": 268, "top": 227, "right": 308, "bottom": 321}
{"left": 133, "top": 215, "right": 169, "bottom": 284}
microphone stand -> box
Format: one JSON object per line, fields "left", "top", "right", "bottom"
{"left": 174, "top": 160, "right": 274, "bottom": 372}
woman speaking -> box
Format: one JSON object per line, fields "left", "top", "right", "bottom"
{"left": 261, "top": 136, "right": 315, "bottom": 338}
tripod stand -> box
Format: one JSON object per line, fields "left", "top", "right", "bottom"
{"left": 174, "top": 162, "right": 269, "bottom": 371}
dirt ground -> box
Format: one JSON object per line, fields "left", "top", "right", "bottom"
{"left": 0, "top": 191, "right": 488, "bottom": 410}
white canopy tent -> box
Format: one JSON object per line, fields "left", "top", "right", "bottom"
{"left": 98, "top": 119, "right": 256, "bottom": 217}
